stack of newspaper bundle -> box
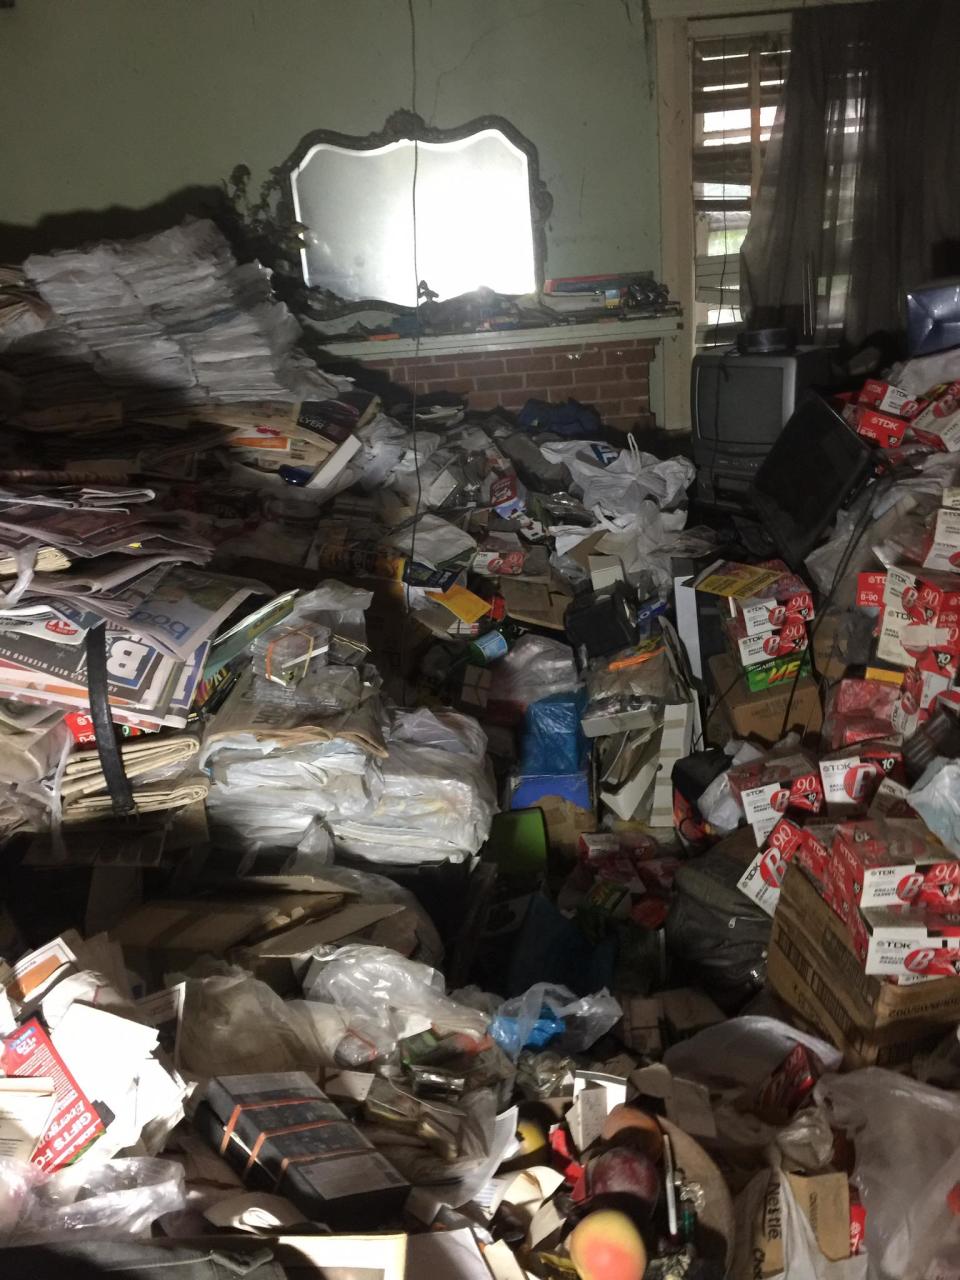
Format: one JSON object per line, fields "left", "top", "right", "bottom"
{"left": 9, "top": 221, "right": 349, "bottom": 419}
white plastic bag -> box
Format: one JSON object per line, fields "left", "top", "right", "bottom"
{"left": 487, "top": 634, "right": 580, "bottom": 708}
{"left": 664, "top": 1016, "right": 842, "bottom": 1091}
{"left": 731, "top": 1162, "right": 867, "bottom": 1280}
{"left": 818, "top": 1068, "right": 960, "bottom": 1279}
{"left": 301, "top": 943, "right": 488, "bottom": 1064}
{"left": 909, "top": 758, "right": 960, "bottom": 855}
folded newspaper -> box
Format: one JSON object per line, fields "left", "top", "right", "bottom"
{"left": 60, "top": 733, "right": 200, "bottom": 800}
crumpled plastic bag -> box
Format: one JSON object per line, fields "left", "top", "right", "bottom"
{"left": 593, "top": 509, "right": 717, "bottom": 597}
{"left": 817, "top": 1068, "right": 960, "bottom": 1279}
{"left": 538, "top": 440, "right": 694, "bottom": 514}
{"left": 489, "top": 983, "right": 621, "bottom": 1059}
{"left": 487, "top": 634, "right": 580, "bottom": 713}
{"left": 908, "top": 757, "right": 960, "bottom": 854}
{"left": 731, "top": 1156, "right": 867, "bottom": 1280}
{"left": 329, "top": 707, "right": 496, "bottom": 864}
{"left": 0, "top": 1157, "right": 184, "bottom": 1244}
{"left": 696, "top": 739, "right": 765, "bottom": 832}
{"left": 301, "top": 944, "right": 488, "bottom": 1066}
{"left": 176, "top": 973, "right": 321, "bottom": 1081}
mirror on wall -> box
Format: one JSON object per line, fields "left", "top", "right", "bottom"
{"left": 278, "top": 111, "right": 553, "bottom": 311}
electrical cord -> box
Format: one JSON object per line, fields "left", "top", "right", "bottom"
{"left": 400, "top": 0, "right": 424, "bottom": 707}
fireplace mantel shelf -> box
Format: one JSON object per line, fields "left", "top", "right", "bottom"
{"left": 315, "top": 314, "right": 683, "bottom": 362}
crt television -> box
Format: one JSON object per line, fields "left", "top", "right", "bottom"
{"left": 692, "top": 347, "right": 835, "bottom": 507}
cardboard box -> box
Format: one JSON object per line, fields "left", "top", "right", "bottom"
{"left": 856, "top": 571, "right": 886, "bottom": 609}
{"left": 893, "top": 565, "right": 960, "bottom": 626}
{"left": 923, "top": 507, "right": 960, "bottom": 574}
{"left": 857, "top": 904, "right": 960, "bottom": 977}
{"left": 853, "top": 405, "right": 909, "bottom": 449}
{"left": 741, "top": 651, "right": 812, "bottom": 693}
{"left": 909, "top": 381, "right": 960, "bottom": 451}
{"left": 738, "top": 818, "right": 831, "bottom": 916}
{"left": 727, "top": 749, "right": 823, "bottom": 842}
{"left": 858, "top": 379, "right": 921, "bottom": 418}
{"left": 727, "top": 616, "right": 809, "bottom": 668}
{"left": 768, "top": 865, "right": 960, "bottom": 1066}
{"left": 748, "top": 1169, "right": 851, "bottom": 1278}
{"left": 818, "top": 740, "right": 903, "bottom": 815}
{"left": 707, "top": 652, "right": 822, "bottom": 748}
{"left": 829, "top": 818, "right": 957, "bottom": 912}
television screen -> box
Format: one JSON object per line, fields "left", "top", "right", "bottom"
{"left": 693, "top": 359, "right": 787, "bottom": 447}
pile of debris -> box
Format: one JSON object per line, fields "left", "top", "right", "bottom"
{"left": 1, "top": 222, "right": 960, "bottom": 1279}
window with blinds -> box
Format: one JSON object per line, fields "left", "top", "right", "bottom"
{"left": 692, "top": 28, "right": 790, "bottom": 345}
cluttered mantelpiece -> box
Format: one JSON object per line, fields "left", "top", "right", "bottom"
{"left": 1, "top": 201, "right": 960, "bottom": 1280}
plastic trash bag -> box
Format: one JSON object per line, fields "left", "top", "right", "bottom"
{"left": 301, "top": 944, "right": 488, "bottom": 1066}
{"left": 330, "top": 707, "right": 496, "bottom": 864}
{"left": 519, "top": 692, "right": 587, "bottom": 776}
{"left": 487, "top": 634, "right": 580, "bottom": 712}
{"left": 665, "top": 1017, "right": 841, "bottom": 1093}
{"left": 909, "top": 757, "right": 960, "bottom": 854}
{"left": 177, "top": 973, "right": 321, "bottom": 1081}
{"left": 731, "top": 1159, "right": 867, "bottom": 1280}
{"left": 538, "top": 440, "right": 694, "bottom": 514}
{"left": 817, "top": 1067, "right": 960, "bottom": 1279}
{"left": 665, "top": 854, "right": 772, "bottom": 1008}
{"left": 490, "top": 983, "right": 621, "bottom": 1059}
{"left": 0, "top": 1156, "right": 184, "bottom": 1243}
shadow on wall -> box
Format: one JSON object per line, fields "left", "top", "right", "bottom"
{"left": 0, "top": 185, "right": 233, "bottom": 262}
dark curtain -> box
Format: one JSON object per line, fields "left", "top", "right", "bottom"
{"left": 740, "top": 0, "right": 960, "bottom": 345}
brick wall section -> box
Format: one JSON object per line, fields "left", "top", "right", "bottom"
{"left": 339, "top": 337, "right": 657, "bottom": 431}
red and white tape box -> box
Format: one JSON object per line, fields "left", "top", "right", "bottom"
{"left": 858, "top": 379, "right": 923, "bottom": 419}
{"left": 732, "top": 559, "right": 815, "bottom": 636}
{"left": 818, "top": 739, "right": 904, "bottom": 815}
{"left": 890, "top": 564, "right": 960, "bottom": 626}
{"left": 858, "top": 905, "right": 960, "bottom": 977}
{"left": 738, "top": 817, "right": 831, "bottom": 916}
{"left": 890, "top": 665, "right": 953, "bottom": 736}
{"left": 856, "top": 571, "right": 886, "bottom": 610}
{"left": 922, "top": 507, "right": 960, "bottom": 574}
{"left": 909, "top": 381, "right": 960, "bottom": 452}
{"left": 830, "top": 817, "right": 959, "bottom": 913}
{"left": 728, "top": 751, "right": 824, "bottom": 842}
{"left": 851, "top": 405, "right": 910, "bottom": 449}
{"left": 726, "top": 614, "right": 808, "bottom": 668}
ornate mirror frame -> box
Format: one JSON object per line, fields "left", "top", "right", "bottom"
{"left": 262, "top": 110, "right": 554, "bottom": 315}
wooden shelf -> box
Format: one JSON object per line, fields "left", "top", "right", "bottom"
{"left": 315, "top": 314, "right": 683, "bottom": 362}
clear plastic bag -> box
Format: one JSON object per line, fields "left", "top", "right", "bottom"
{"left": 330, "top": 707, "right": 496, "bottom": 864}
{"left": 817, "top": 1068, "right": 960, "bottom": 1279}
{"left": 0, "top": 1156, "right": 185, "bottom": 1244}
{"left": 822, "top": 678, "right": 899, "bottom": 751}
{"left": 301, "top": 944, "right": 488, "bottom": 1066}
{"left": 177, "top": 973, "right": 322, "bottom": 1081}
{"left": 487, "top": 634, "right": 580, "bottom": 711}
{"left": 489, "top": 983, "right": 621, "bottom": 1059}
{"left": 731, "top": 1162, "right": 867, "bottom": 1280}
{"left": 204, "top": 734, "right": 381, "bottom": 851}
{"left": 664, "top": 1017, "right": 841, "bottom": 1093}
{"left": 582, "top": 645, "right": 676, "bottom": 727}
{"left": 908, "top": 758, "right": 960, "bottom": 854}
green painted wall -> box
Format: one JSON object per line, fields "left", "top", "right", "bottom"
{"left": 0, "top": 0, "right": 660, "bottom": 276}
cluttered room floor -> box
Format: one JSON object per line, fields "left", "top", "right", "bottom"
{"left": 5, "top": 2, "right": 960, "bottom": 1277}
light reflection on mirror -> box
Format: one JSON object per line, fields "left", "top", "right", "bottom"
{"left": 291, "top": 129, "right": 538, "bottom": 306}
